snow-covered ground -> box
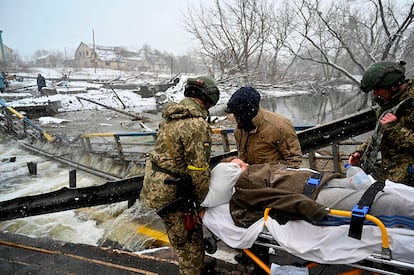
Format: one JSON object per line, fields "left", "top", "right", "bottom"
{"left": 2, "top": 67, "right": 178, "bottom": 111}
{"left": 2, "top": 67, "right": 315, "bottom": 114}
{"left": 0, "top": 67, "right": 238, "bottom": 141}
{"left": 1, "top": 66, "right": 361, "bottom": 133}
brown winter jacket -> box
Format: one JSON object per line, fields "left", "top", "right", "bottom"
{"left": 230, "top": 162, "right": 341, "bottom": 228}
{"left": 235, "top": 108, "right": 302, "bottom": 167}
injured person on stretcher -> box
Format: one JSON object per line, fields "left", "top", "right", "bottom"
{"left": 201, "top": 158, "right": 414, "bottom": 265}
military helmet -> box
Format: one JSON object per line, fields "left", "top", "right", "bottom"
{"left": 184, "top": 76, "right": 220, "bottom": 106}
{"left": 360, "top": 61, "right": 406, "bottom": 93}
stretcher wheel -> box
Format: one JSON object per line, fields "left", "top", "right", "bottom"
{"left": 204, "top": 236, "right": 217, "bottom": 254}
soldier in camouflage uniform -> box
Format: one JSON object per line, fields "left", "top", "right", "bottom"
{"left": 349, "top": 61, "right": 414, "bottom": 186}
{"left": 140, "top": 76, "right": 220, "bottom": 275}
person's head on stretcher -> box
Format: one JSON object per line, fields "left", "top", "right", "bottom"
{"left": 199, "top": 157, "right": 248, "bottom": 218}
{"left": 228, "top": 157, "right": 249, "bottom": 171}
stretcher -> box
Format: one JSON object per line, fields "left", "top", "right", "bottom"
{"left": 203, "top": 205, "right": 414, "bottom": 275}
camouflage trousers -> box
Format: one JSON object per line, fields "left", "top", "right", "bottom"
{"left": 379, "top": 162, "right": 414, "bottom": 187}
{"left": 163, "top": 210, "right": 204, "bottom": 275}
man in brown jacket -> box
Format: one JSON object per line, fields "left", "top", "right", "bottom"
{"left": 225, "top": 87, "right": 302, "bottom": 273}
{"left": 225, "top": 86, "right": 302, "bottom": 167}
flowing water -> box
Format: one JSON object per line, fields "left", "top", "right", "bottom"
{"left": 0, "top": 86, "right": 372, "bottom": 253}
{"left": 0, "top": 136, "right": 165, "bottom": 252}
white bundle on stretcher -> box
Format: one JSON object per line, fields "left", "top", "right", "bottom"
{"left": 203, "top": 202, "right": 414, "bottom": 264}
{"left": 202, "top": 163, "right": 414, "bottom": 266}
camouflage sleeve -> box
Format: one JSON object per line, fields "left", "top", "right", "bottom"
{"left": 180, "top": 117, "right": 212, "bottom": 204}
{"left": 383, "top": 121, "right": 414, "bottom": 149}
{"left": 355, "top": 106, "right": 383, "bottom": 153}
{"left": 356, "top": 138, "right": 369, "bottom": 153}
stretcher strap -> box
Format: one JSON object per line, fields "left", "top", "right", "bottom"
{"left": 329, "top": 209, "right": 391, "bottom": 260}
{"left": 151, "top": 161, "right": 180, "bottom": 178}
{"left": 349, "top": 181, "right": 385, "bottom": 239}
{"left": 303, "top": 173, "right": 322, "bottom": 197}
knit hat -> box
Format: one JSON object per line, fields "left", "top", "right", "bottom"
{"left": 225, "top": 86, "right": 261, "bottom": 114}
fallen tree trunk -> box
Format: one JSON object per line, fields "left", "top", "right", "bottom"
{"left": 77, "top": 96, "right": 143, "bottom": 120}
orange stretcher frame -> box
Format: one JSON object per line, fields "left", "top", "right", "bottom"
{"left": 242, "top": 208, "right": 394, "bottom": 275}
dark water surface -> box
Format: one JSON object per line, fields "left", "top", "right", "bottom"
{"left": 258, "top": 86, "right": 372, "bottom": 127}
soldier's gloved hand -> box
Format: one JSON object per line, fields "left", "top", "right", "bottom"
{"left": 380, "top": 113, "right": 397, "bottom": 125}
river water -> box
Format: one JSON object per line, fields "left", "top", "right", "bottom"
{"left": 259, "top": 85, "right": 372, "bottom": 126}
{"left": 0, "top": 85, "right": 372, "bottom": 254}
{"left": 0, "top": 136, "right": 166, "bottom": 252}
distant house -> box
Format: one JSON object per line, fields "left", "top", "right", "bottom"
{"left": 75, "top": 42, "right": 140, "bottom": 70}
{"left": 74, "top": 42, "right": 169, "bottom": 72}
{"left": 35, "top": 54, "right": 58, "bottom": 67}
{"left": 0, "top": 45, "right": 15, "bottom": 63}
{"left": 139, "top": 51, "right": 170, "bottom": 73}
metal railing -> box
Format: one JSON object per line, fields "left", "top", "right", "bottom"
{"left": 1, "top": 101, "right": 370, "bottom": 174}
{"left": 76, "top": 128, "right": 364, "bottom": 173}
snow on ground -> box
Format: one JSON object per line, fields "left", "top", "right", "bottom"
{"left": 38, "top": 117, "right": 69, "bottom": 125}
{"left": 13, "top": 89, "right": 156, "bottom": 113}
{"left": 1, "top": 66, "right": 347, "bottom": 127}
{"left": 16, "top": 67, "right": 173, "bottom": 82}
{"left": 3, "top": 67, "right": 322, "bottom": 110}
{"left": 260, "top": 88, "right": 310, "bottom": 97}
{"left": 2, "top": 67, "right": 175, "bottom": 112}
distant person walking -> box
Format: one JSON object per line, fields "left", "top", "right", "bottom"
{"left": 37, "top": 74, "right": 46, "bottom": 92}
{"left": 0, "top": 74, "right": 5, "bottom": 93}
{"left": 62, "top": 74, "right": 68, "bottom": 88}
{"left": 1, "top": 71, "right": 8, "bottom": 89}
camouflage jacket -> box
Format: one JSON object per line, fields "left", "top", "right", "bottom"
{"left": 358, "top": 80, "right": 414, "bottom": 185}
{"left": 140, "top": 98, "right": 212, "bottom": 209}
{"left": 235, "top": 108, "right": 302, "bottom": 167}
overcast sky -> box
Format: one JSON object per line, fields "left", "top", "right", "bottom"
{"left": 1, "top": 0, "right": 208, "bottom": 60}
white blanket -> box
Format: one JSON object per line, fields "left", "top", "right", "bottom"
{"left": 203, "top": 203, "right": 414, "bottom": 264}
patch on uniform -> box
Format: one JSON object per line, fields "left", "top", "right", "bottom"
{"left": 203, "top": 141, "right": 212, "bottom": 162}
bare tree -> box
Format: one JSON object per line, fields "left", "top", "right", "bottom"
{"left": 283, "top": 0, "right": 414, "bottom": 84}
{"left": 184, "top": 0, "right": 274, "bottom": 80}
{"left": 401, "top": 30, "right": 414, "bottom": 76}
{"left": 114, "top": 46, "right": 129, "bottom": 71}
{"left": 265, "top": 2, "right": 297, "bottom": 81}
{"left": 183, "top": 0, "right": 413, "bottom": 84}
